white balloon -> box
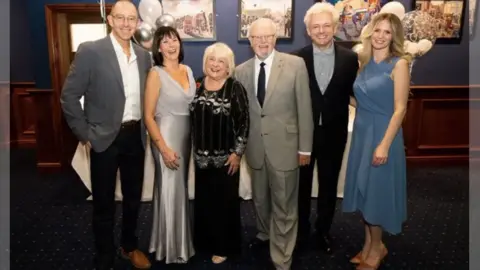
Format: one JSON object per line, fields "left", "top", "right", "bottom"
{"left": 404, "top": 41, "right": 420, "bottom": 56}
{"left": 379, "top": 1, "right": 406, "bottom": 20}
{"left": 352, "top": 44, "right": 363, "bottom": 54}
{"left": 138, "top": 0, "right": 163, "bottom": 27}
{"left": 417, "top": 39, "right": 433, "bottom": 55}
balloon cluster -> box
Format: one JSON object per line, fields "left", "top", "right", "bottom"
{"left": 375, "top": 1, "right": 437, "bottom": 57}
{"left": 351, "top": 1, "right": 438, "bottom": 70}
{"left": 134, "top": 0, "right": 176, "bottom": 50}
{"left": 401, "top": 10, "right": 437, "bottom": 57}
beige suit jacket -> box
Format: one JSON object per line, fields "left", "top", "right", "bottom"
{"left": 235, "top": 51, "right": 314, "bottom": 171}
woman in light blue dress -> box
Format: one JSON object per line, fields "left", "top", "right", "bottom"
{"left": 143, "top": 26, "right": 195, "bottom": 264}
{"left": 342, "top": 13, "right": 411, "bottom": 270}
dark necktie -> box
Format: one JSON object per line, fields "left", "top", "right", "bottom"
{"left": 257, "top": 62, "right": 266, "bottom": 107}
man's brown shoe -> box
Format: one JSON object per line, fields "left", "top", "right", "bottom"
{"left": 119, "top": 248, "right": 151, "bottom": 269}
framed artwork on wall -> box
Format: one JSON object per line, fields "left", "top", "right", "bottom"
{"left": 470, "top": 0, "right": 477, "bottom": 37}
{"left": 314, "top": 0, "right": 393, "bottom": 42}
{"left": 413, "top": 0, "right": 466, "bottom": 43}
{"left": 238, "top": 0, "right": 294, "bottom": 40}
{"left": 161, "top": 0, "right": 216, "bottom": 42}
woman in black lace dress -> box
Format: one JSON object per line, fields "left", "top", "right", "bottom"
{"left": 190, "top": 42, "right": 249, "bottom": 264}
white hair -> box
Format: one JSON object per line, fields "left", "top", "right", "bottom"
{"left": 304, "top": 2, "right": 340, "bottom": 26}
{"left": 247, "top": 17, "right": 277, "bottom": 37}
{"left": 202, "top": 42, "right": 235, "bottom": 77}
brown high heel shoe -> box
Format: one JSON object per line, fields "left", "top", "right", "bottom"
{"left": 350, "top": 251, "right": 366, "bottom": 264}
{"left": 212, "top": 255, "right": 227, "bottom": 264}
{"left": 356, "top": 245, "right": 388, "bottom": 270}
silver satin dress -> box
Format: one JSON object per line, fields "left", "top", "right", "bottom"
{"left": 148, "top": 65, "right": 196, "bottom": 263}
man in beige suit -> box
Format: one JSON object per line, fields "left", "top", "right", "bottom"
{"left": 235, "top": 18, "right": 314, "bottom": 270}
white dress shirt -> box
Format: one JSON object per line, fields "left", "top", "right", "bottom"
{"left": 254, "top": 50, "right": 310, "bottom": 156}
{"left": 254, "top": 50, "right": 275, "bottom": 95}
{"left": 110, "top": 33, "right": 141, "bottom": 122}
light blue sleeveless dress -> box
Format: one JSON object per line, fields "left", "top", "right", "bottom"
{"left": 342, "top": 57, "right": 407, "bottom": 235}
{"left": 148, "top": 65, "right": 196, "bottom": 263}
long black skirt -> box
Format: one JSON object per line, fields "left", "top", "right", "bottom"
{"left": 193, "top": 165, "right": 242, "bottom": 257}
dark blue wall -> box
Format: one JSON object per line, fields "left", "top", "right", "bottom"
{"left": 11, "top": 0, "right": 34, "bottom": 82}
{"left": 13, "top": 0, "right": 469, "bottom": 86}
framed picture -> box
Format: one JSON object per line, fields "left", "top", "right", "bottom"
{"left": 414, "top": 0, "right": 466, "bottom": 43}
{"left": 238, "top": 0, "right": 294, "bottom": 40}
{"left": 470, "top": 0, "right": 477, "bottom": 37}
{"left": 161, "top": 0, "right": 216, "bottom": 42}
{"left": 321, "top": 0, "right": 392, "bottom": 42}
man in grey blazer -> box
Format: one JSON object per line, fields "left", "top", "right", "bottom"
{"left": 235, "top": 18, "right": 314, "bottom": 270}
{"left": 60, "top": 1, "right": 151, "bottom": 269}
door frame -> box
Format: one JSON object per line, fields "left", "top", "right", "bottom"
{"left": 43, "top": 4, "right": 113, "bottom": 170}
{"left": 46, "top": 4, "right": 113, "bottom": 94}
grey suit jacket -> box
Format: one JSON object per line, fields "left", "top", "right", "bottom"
{"left": 60, "top": 36, "right": 152, "bottom": 152}
{"left": 235, "top": 51, "right": 314, "bottom": 171}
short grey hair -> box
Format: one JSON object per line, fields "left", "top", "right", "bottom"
{"left": 202, "top": 42, "right": 235, "bottom": 77}
{"left": 248, "top": 17, "right": 277, "bottom": 37}
{"left": 304, "top": 2, "right": 340, "bottom": 26}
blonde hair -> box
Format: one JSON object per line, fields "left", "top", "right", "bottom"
{"left": 357, "top": 13, "right": 411, "bottom": 71}
{"left": 304, "top": 2, "right": 340, "bottom": 26}
{"left": 202, "top": 42, "right": 235, "bottom": 77}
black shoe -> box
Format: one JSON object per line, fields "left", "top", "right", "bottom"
{"left": 248, "top": 238, "right": 269, "bottom": 249}
{"left": 315, "top": 233, "right": 333, "bottom": 254}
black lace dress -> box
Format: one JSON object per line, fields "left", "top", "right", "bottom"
{"left": 189, "top": 76, "right": 249, "bottom": 257}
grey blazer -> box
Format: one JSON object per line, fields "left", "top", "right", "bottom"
{"left": 60, "top": 36, "right": 152, "bottom": 152}
{"left": 235, "top": 51, "right": 314, "bottom": 171}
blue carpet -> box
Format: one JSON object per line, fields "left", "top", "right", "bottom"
{"left": 10, "top": 149, "right": 469, "bottom": 269}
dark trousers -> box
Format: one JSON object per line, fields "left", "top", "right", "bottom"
{"left": 193, "top": 165, "right": 242, "bottom": 257}
{"left": 90, "top": 122, "right": 145, "bottom": 265}
{"left": 298, "top": 125, "right": 347, "bottom": 238}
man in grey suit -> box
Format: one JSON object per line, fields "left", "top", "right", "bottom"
{"left": 235, "top": 18, "right": 314, "bottom": 270}
{"left": 60, "top": 1, "right": 152, "bottom": 269}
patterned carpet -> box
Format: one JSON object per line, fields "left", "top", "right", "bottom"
{"left": 10, "top": 149, "right": 469, "bottom": 269}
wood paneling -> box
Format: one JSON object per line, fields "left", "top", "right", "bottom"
{"left": 404, "top": 85, "right": 473, "bottom": 165}
{"left": 26, "top": 4, "right": 115, "bottom": 172}
{"left": 10, "top": 82, "right": 36, "bottom": 148}
{"left": 26, "top": 88, "right": 62, "bottom": 172}
{"left": 417, "top": 99, "right": 468, "bottom": 149}
{"left": 28, "top": 84, "right": 472, "bottom": 171}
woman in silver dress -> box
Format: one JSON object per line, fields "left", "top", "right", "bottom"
{"left": 143, "top": 26, "right": 195, "bottom": 264}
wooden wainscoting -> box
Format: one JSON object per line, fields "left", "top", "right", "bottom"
{"left": 27, "top": 88, "right": 63, "bottom": 172}
{"left": 11, "top": 82, "right": 37, "bottom": 148}
{"left": 28, "top": 84, "right": 473, "bottom": 172}
{"left": 404, "top": 85, "right": 473, "bottom": 165}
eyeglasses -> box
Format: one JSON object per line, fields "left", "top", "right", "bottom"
{"left": 250, "top": 35, "right": 275, "bottom": 41}
{"left": 112, "top": 14, "right": 138, "bottom": 24}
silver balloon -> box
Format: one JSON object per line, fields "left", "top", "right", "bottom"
{"left": 133, "top": 23, "right": 154, "bottom": 49}
{"left": 155, "top": 14, "right": 176, "bottom": 28}
{"left": 138, "top": 0, "right": 163, "bottom": 26}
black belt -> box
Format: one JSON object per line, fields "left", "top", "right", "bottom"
{"left": 121, "top": 120, "right": 140, "bottom": 129}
